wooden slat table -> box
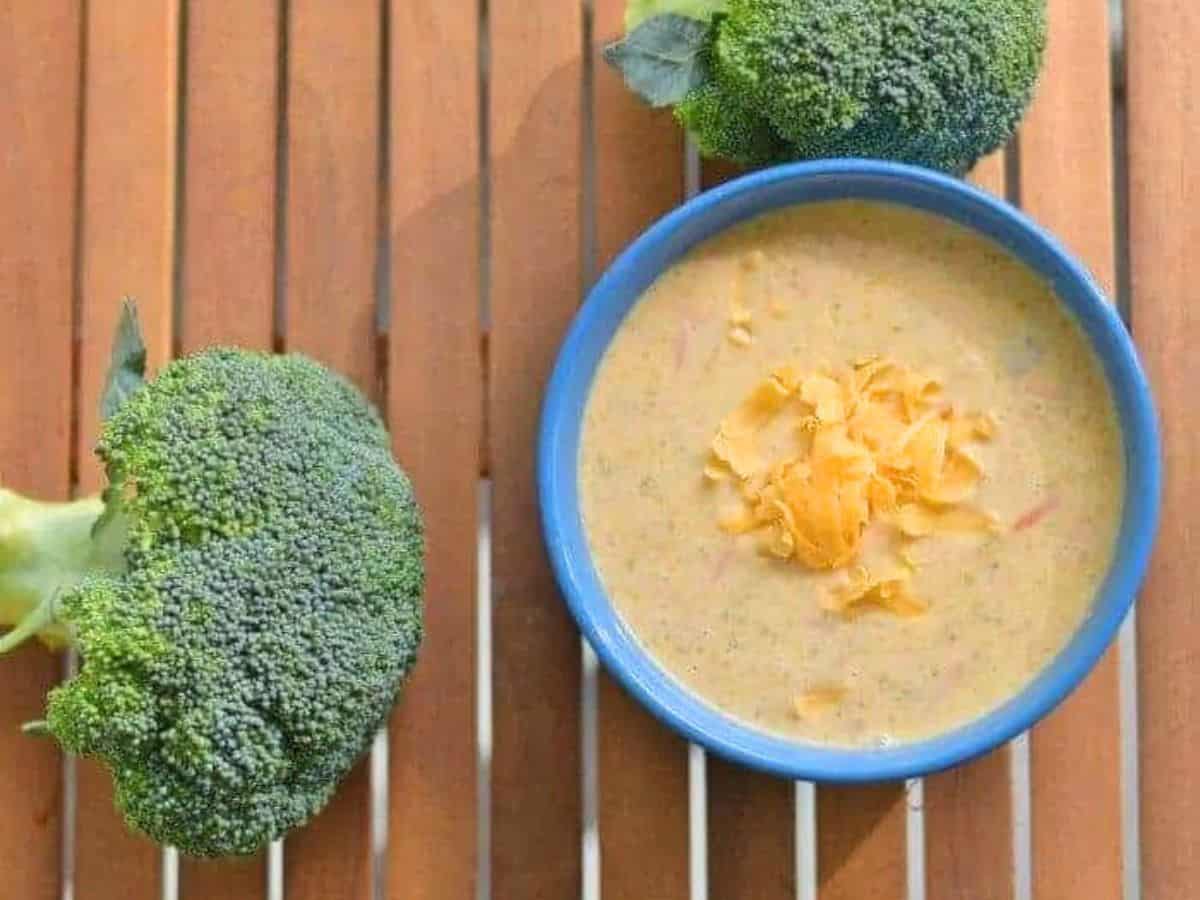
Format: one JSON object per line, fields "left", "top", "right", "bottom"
{"left": 0, "top": 1, "right": 1188, "bottom": 898}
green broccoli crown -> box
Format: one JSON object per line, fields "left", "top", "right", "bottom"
{"left": 45, "top": 350, "right": 424, "bottom": 856}
{"left": 704, "top": 0, "right": 1046, "bottom": 173}
{"left": 675, "top": 78, "right": 790, "bottom": 167}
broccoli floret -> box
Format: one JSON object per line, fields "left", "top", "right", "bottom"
{"left": 0, "top": 348, "right": 424, "bottom": 857}
{"left": 612, "top": 0, "right": 1046, "bottom": 174}
{"left": 705, "top": 0, "right": 1046, "bottom": 173}
{"left": 675, "top": 79, "right": 791, "bottom": 167}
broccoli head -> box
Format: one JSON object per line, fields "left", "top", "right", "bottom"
{"left": 0, "top": 339, "right": 424, "bottom": 856}
{"left": 610, "top": 0, "right": 1047, "bottom": 173}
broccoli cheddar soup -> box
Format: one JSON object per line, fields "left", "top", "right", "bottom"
{"left": 578, "top": 201, "right": 1124, "bottom": 747}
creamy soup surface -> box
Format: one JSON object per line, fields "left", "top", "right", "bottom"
{"left": 579, "top": 200, "right": 1124, "bottom": 746}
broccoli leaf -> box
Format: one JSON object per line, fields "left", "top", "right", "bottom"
{"left": 625, "top": 0, "right": 727, "bottom": 30}
{"left": 100, "top": 298, "right": 147, "bottom": 422}
{"left": 604, "top": 14, "right": 712, "bottom": 108}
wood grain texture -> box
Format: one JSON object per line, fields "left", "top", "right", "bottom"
{"left": 1126, "top": 0, "right": 1199, "bottom": 896}
{"left": 592, "top": 3, "right": 689, "bottom": 899}
{"left": 924, "top": 755, "right": 1012, "bottom": 900}
{"left": 923, "top": 148, "right": 1014, "bottom": 900}
{"left": 386, "top": 1, "right": 481, "bottom": 898}
{"left": 0, "top": 4, "right": 81, "bottom": 897}
{"left": 280, "top": 1, "right": 381, "bottom": 896}
{"left": 75, "top": 1, "right": 179, "bottom": 893}
{"left": 709, "top": 760, "right": 795, "bottom": 900}
{"left": 968, "top": 150, "right": 1007, "bottom": 199}
{"left": 1017, "top": 2, "right": 1123, "bottom": 897}
{"left": 488, "top": 2, "right": 584, "bottom": 896}
{"left": 175, "top": 4, "right": 277, "bottom": 896}
{"left": 283, "top": 0, "right": 381, "bottom": 394}
{"left": 818, "top": 785, "right": 906, "bottom": 900}
{"left": 179, "top": 0, "right": 278, "bottom": 350}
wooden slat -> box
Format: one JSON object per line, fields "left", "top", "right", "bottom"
{"left": 1017, "top": 2, "right": 1122, "bottom": 897}
{"left": 924, "top": 756, "right": 1011, "bottom": 900}
{"left": 709, "top": 760, "right": 795, "bottom": 899}
{"left": 488, "top": 2, "right": 584, "bottom": 895}
{"left": 75, "top": 1, "right": 179, "bottom": 893}
{"left": 386, "top": 1, "right": 480, "bottom": 898}
{"left": 0, "top": 4, "right": 81, "bottom": 898}
{"left": 1127, "top": 0, "right": 1200, "bottom": 896}
{"left": 178, "top": 0, "right": 278, "bottom": 350}
{"left": 817, "top": 786, "right": 905, "bottom": 900}
{"left": 968, "top": 150, "right": 1006, "bottom": 199}
{"left": 923, "top": 149, "right": 1014, "bottom": 900}
{"left": 175, "top": 1, "right": 277, "bottom": 895}
{"left": 695, "top": 159, "right": 797, "bottom": 900}
{"left": 592, "top": 3, "right": 689, "bottom": 899}
{"left": 280, "top": 1, "right": 382, "bottom": 896}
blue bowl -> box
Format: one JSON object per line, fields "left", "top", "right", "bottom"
{"left": 538, "top": 159, "right": 1161, "bottom": 783}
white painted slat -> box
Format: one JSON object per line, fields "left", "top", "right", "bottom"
{"left": 795, "top": 782, "right": 816, "bottom": 900}
{"left": 478, "top": 481, "right": 494, "bottom": 900}
{"left": 689, "top": 744, "right": 709, "bottom": 900}
{"left": 266, "top": 841, "right": 283, "bottom": 900}
{"left": 1011, "top": 734, "right": 1032, "bottom": 900}
{"left": 906, "top": 779, "right": 925, "bottom": 900}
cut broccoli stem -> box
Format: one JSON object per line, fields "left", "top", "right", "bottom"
{"left": 0, "top": 488, "right": 111, "bottom": 653}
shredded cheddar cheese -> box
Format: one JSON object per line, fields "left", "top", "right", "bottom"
{"left": 825, "top": 567, "right": 929, "bottom": 620}
{"left": 793, "top": 684, "right": 848, "bottom": 718}
{"left": 707, "top": 358, "right": 999, "bottom": 615}
{"left": 726, "top": 252, "right": 772, "bottom": 346}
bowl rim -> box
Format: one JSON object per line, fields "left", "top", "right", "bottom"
{"left": 537, "top": 158, "right": 1161, "bottom": 782}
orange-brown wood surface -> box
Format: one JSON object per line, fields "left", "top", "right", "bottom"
{"left": 175, "top": 6, "right": 278, "bottom": 897}
{"left": 1018, "top": 2, "right": 1123, "bottom": 897}
{"left": 923, "top": 149, "right": 1014, "bottom": 900}
{"left": 0, "top": 2, "right": 1177, "bottom": 898}
{"left": 178, "top": 0, "right": 278, "bottom": 351}
{"left": 279, "top": 1, "right": 383, "bottom": 897}
{"left": 818, "top": 785, "right": 905, "bottom": 900}
{"left": 709, "top": 760, "right": 796, "bottom": 899}
{"left": 0, "top": 4, "right": 81, "bottom": 898}
{"left": 592, "top": 2, "right": 690, "bottom": 899}
{"left": 75, "top": 1, "right": 180, "bottom": 895}
{"left": 386, "top": 1, "right": 481, "bottom": 898}
{"left": 1127, "top": 0, "right": 1198, "bottom": 897}
{"left": 488, "top": 2, "right": 584, "bottom": 896}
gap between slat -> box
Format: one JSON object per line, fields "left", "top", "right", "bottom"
{"left": 62, "top": 651, "right": 79, "bottom": 900}
{"left": 371, "top": 1, "right": 394, "bottom": 895}
{"left": 262, "top": 0, "right": 292, "bottom": 893}
{"left": 1119, "top": 615, "right": 1140, "bottom": 900}
{"left": 582, "top": 642, "right": 601, "bottom": 900}
{"left": 1002, "top": 138, "right": 1033, "bottom": 900}
{"left": 579, "top": 5, "right": 601, "bottom": 899}
{"left": 475, "top": 0, "right": 493, "bottom": 891}
{"left": 795, "top": 782, "right": 816, "bottom": 900}
{"left": 1108, "top": 4, "right": 1140, "bottom": 897}
{"left": 683, "top": 136, "right": 708, "bottom": 900}
{"left": 371, "top": 728, "right": 389, "bottom": 900}
{"left": 267, "top": 841, "right": 284, "bottom": 900}
{"left": 906, "top": 779, "right": 925, "bottom": 900}
{"left": 478, "top": 480, "right": 494, "bottom": 900}
{"left": 273, "top": 0, "right": 291, "bottom": 349}
{"left": 161, "top": 849, "right": 178, "bottom": 900}
{"left": 689, "top": 744, "right": 708, "bottom": 900}
{"left": 1011, "top": 734, "right": 1032, "bottom": 900}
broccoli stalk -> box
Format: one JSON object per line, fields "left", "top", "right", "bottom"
{"left": 0, "top": 490, "right": 112, "bottom": 652}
